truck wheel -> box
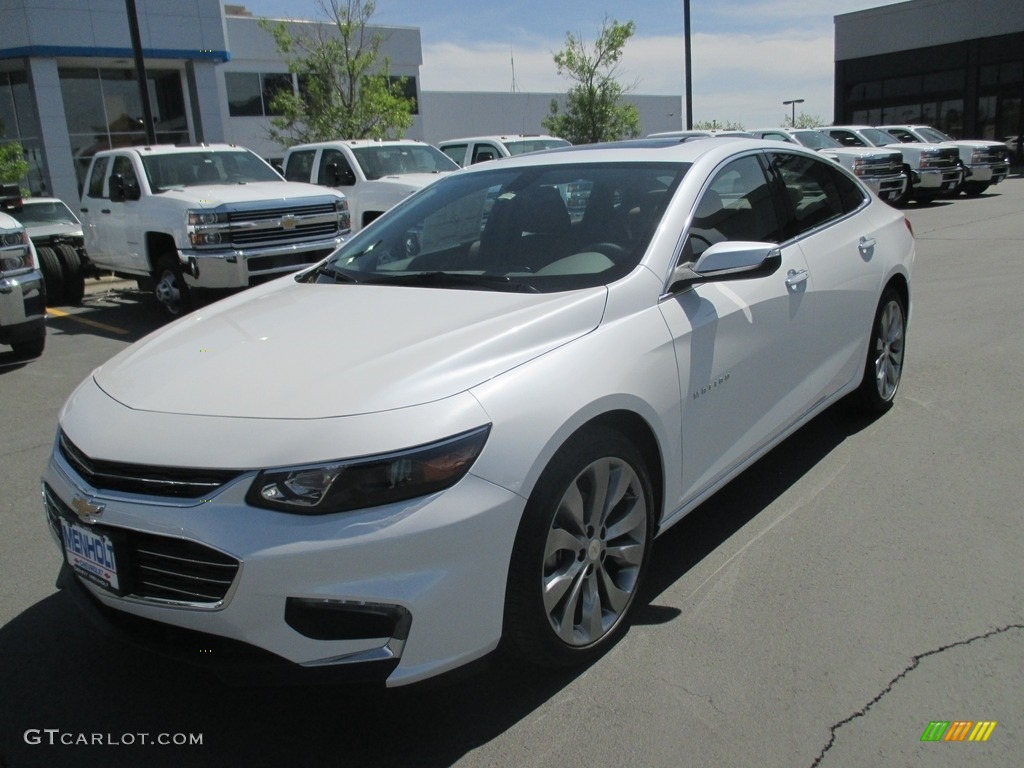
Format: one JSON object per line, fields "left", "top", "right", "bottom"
{"left": 962, "top": 181, "right": 990, "bottom": 196}
{"left": 11, "top": 326, "right": 46, "bottom": 359}
{"left": 57, "top": 244, "right": 86, "bottom": 305}
{"left": 37, "top": 246, "right": 65, "bottom": 306}
{"left": 153, "top": 254, "right": 193, "bottom": 318}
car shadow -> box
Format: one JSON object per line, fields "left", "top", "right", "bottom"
{"left": 0, "top": 404, "right": 880, "bottom": 768}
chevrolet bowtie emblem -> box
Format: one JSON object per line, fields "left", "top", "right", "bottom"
{"left": 71, "top": 496, "right": 105, "bottom": 522}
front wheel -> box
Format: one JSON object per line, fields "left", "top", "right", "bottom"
{"left": 851, "top": 287, "right": 906, "bottom": 413}
{"left": 504, "top": 425, "right": 654, "bottom": 668}
{"left": 153, "top": 254, "right": 193, "bottom": 318}
{"left": 962, "top": 181, "right": 991, "bottom": 197}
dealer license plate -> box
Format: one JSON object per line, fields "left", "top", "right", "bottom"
{"left": 60, "top": 518, "right": 120, "bottom": 592}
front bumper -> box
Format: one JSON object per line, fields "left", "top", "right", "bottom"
{"left": 966, "top": 160, "right": 1010, "bottom": 184}
{"left": 42, "top": 441, "right": 524, "bottom": 687}
{"left": 180, "top": 234, "right": 345, "bottom": 290}
{"left": 0, "top": 268, "right": 45, "bottom": 345}
{"left": 912, "top": 167, "right": 963, "bottom": 193}
{"left": 860, "top": 172, "right": 907, "bottom": 202}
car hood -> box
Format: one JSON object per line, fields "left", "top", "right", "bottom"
{"left": 27, "top": 222, "right": 83, "bottom": 240}
{"left": 93, "top": 279, "right": 607, "bottom": 419}
{"left": 369, "top": 172, "right": 450, "bottom": 192}
{"left": 158, "top": 181, "right": 340, "bottom": 207}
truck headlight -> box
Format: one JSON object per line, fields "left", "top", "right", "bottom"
{"left": 246, "top": 426, "right": 491, "bottom": 515}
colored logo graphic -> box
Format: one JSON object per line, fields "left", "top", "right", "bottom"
{"left": 921, "top": 721, "right": 997, "bottom": 742}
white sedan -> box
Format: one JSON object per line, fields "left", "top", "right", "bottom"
{"left": 42, "top": 138, "right": 914, "bottom": 686}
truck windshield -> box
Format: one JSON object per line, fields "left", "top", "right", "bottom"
{"left": 350, "top": 145, "right": 460, "bottom": 180}
{"left": 504, "top": 138, "right": 571, "bottom": 156}
{"left": 792, "top": 131, "right": 842, "bottom": 150}
{"left": 142, "top": 151, "right": 283, "bottom": 191}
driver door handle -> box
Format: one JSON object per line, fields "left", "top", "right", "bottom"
{"left": 786, "top": 268, "right": 808, "bottom": 289}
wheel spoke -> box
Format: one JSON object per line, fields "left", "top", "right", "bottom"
{"left": 597, "top": 562, "right": 632, "bottom": 614}
{"left": 605, "top": 539, "right": 645, "bottom": 568}
{"left": 605, "top": 496, "right": 645, "bottom": 541}
{"left": 543, "top": 559, "right": 585, "bottom": 615}
{"left": 584, "top": 461, "right": 610, "bottom": 530}
{"left": 582, "top": 572, "right": 604, "bottom": 640}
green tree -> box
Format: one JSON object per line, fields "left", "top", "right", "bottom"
{"left": 693, "top": 120, "right": 745, "bottom": 131}
{"left": 784, "top": 112, "right": 824, "bottom": 129}
{"left": 0, "top": 141, "right": 27, "bottom": 185}
{"left": 542, "top": 18, "right": 641, "bottom": 145}
{"left": 259, "top": 0, "right": 413, "bottom": 145}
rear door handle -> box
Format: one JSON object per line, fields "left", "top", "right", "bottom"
{"left": 858, "top": 236, "right": 876, "bottom": 254}
{"left": 786, "top": 268, "right": 808, "bottom": 289}
{"left": 101, "top": 209, "right": 111, "bottom": 214}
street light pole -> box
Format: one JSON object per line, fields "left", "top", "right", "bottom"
{"left": 683, "top": 0, "right": 692, "bottom": 130}
{"left": 783, "top": 98, "right": 804, "bottom": 127}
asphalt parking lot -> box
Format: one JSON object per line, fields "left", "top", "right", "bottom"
{"left": 2, "top": 177, "right": 1022, "bottom": 767}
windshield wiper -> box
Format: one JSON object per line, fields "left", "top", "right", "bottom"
{"left": 300, "top": 263, "right": 361, "bottom": 284}
{"left": 365, "top": 271, "right": 540, "bottom": 293}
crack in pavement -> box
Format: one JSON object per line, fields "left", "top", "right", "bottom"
{"left": 809, "top": 622, "right": 1024, "bottom": 768}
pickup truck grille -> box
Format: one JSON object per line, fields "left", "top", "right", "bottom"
{"left": 59, "top": 431, "right": 243, "bottom": 499}
{"left": 859, "top": 153, "right": 903, "bottom": 175}
{"left": 44, "top": 484, "right": 240, "bottom": 606}
{"left": 226, "top": 202, "right": 342, "bottom": 248}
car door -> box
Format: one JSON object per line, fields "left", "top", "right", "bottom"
{"left": 768, "top": 150, "right": 883, "bottom": 396}
{"left": 659, "top": 152, "right": 816, "bottom": 502}
{"left": 85, "top": 154, "right": 139, "bottom": 272}
{"left": 81, "top": 156, "right": 111, "bottom": 262}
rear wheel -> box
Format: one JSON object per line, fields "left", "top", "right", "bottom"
{"left": 851, "top": 287, "right": 906, "bottom": 413}
{"left": 57, "top": 244, "right": 85, "bottom": 305}
{"left": 37, "top": 246, "right": 65, "bottom": 306}
{"left": 153, "top": 254, "right": 193, "bottom": 318}
{"left": 504, "top": 425, "right": 653, "bottom": 667}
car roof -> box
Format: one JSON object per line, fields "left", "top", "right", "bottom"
{"left": 438, "top": 134, "right": 563, "bottom": 144}
{"left": 94, "top": 143, "right": 256, "bottom": 157}
{"left": 287, "top": 139, "right": 434, "bottom": 150}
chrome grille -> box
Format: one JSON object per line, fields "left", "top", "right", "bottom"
{"left": 59, "top": 431, "right": 242, "bottom": 498}
{"left": 44, "top": 484, "right": 240, "bottom": 606}
{"left": 226, "top": 202, "right": 341, "bottom": 248}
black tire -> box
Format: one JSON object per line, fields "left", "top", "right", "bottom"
{"left": 37, "top": 246, "right": 65, "bottom": 306}
{"left": 850, "top": 287, "right": 906, "bottom": 413}
{"left": 56, "top": 244, "right": 85, "bottom": 305}
{"left": 504, "top": 425, "right": 654, "bottom": 668}
{"left": 962, "top": 181, "right": 991, "bottom": 197}
{"left": 11, "top": 326, "right": 46, "bottom": 359}
{"left": 153, "top": 254, "right": 193, "bottom": 318}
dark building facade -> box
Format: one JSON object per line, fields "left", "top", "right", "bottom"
{"left": 834, "top": 0, "right": 1024, "bottom": 160}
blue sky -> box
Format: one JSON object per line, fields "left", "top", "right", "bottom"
{"left": 230, "top": 0, "right": 905, "bottom": 128}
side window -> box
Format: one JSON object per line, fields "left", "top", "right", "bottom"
{"left": 472, "top": 144, "right": 500, "bottom": 164}
{"left": 110, "top": 155, "right": 139, "bottom": 198}
{"left": 318, "top": 149, "right": 355, "bottom": 186}
{"left": 283, "top": 150, "right": 316, "bottom": 182}
{"left": 440, "top": 144, "right": 467, "bottom": 166}
{"left": 87, "top": 156, "right": 110, "bottom": 198}
{"left": 770, "top": 152, "right": 864, "bottom": 239}
{"left": 830, "top": 130, "right": 865, "bottom": 148}
{"left": 682, "top": 155, "right": 781, "bottom": 262}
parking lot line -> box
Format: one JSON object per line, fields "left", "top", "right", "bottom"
{"left": 46, "top": 307, "right": 130, "bottom": 336}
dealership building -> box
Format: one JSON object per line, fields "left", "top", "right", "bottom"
{"left": 0, "top": 0, "right": 679, "bottom": 207}
{"left": 834, "top": 0, "right": 1024, "bottom": 159}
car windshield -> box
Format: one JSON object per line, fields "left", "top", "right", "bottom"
{"left": 861, "top": 128, "right": 902, "bottom": 146}
{"left": 792, "top": 130, "right": 842, "bottom": 149}
{"left": 309, "top": 161, "right": 689, "bottom": 293}
{"left": 503, "top": 138, "right": 572, "bottom": 156}
{"left": 350, "top": 144, "right": 460, "bottom": 179}
{"left": 914, "top": 126, "right": 954, "bottom": 143}
{"left": 13, "top": 200, "right": 79, "bottom": 226}
{"left": 142, "top": 150, "right": 282, "bottom": 191}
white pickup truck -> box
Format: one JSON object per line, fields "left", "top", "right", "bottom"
{"left": 282, "top": 140, "right": 459, "bottom": 232}
{"left": 79, "top": 144, "right": 350, "bottom": 316}
{"left": 879, "top": 124, "right": 1010, "bottom": 196}
{"left": 821, "top": 126, "right": 964, "bottom": 202}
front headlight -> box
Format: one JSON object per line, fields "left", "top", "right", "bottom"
{"left": 246, "top": 426, "right": 491, "bottom": 515}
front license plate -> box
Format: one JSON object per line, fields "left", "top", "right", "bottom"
{"left": 60, "top": 518, "right": 120, "bottom": 592}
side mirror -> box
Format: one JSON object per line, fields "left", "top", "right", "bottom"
{"left": 667, "top": 241, "right": 782, "bottom": 294}
{"left": 326, "top": 162, "right": 356, "bottom": 186}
